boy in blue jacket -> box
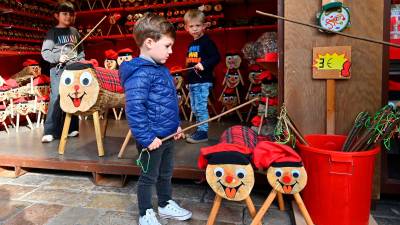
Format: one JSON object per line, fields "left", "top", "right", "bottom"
{"left": 119, "top": 13, "right": 191, "bottom": 225}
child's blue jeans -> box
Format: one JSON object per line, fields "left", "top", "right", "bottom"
{"left": 188, "top": 82, "right": 212, "bottom": 132}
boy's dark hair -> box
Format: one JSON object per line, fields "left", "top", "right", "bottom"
{"left": 56, "top": 1, "right": 75, "bottom": 13}
{"left": 133, "top": 13, "right": 176, "bottom": 47}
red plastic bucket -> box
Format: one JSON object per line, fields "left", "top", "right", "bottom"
{"left": 296, "top": 134, "right": 380, "bottom": 225}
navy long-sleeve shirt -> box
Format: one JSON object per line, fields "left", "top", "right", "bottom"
{"left": 186, "top": 34, "right": 220, "bottom": 84}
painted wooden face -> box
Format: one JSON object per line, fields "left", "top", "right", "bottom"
{"left": 226, "top": 54, "right": 241, "bottom": 69}
{"left": 33, "top": 85, "right": 50, "bottom": 97}
{"left": 16, "top": 102, "right": 31, "bottom": 115}
{"left": 248, "top": 71, "right": 261, "bottom": 84}
{"left": 222, "top": 94, "right": 238, "bottom": 109}
{"left": 117, "top": 55, "right": 133, "bottom": 65}
{"left": 261, "top": 83, "right": 278, "bottom": 97}
{"left": 37, "top": 101, "right": 49, "bottom": 114}
{"left": 267, "top": 166, "right": 307, "bottom": 194}
{"left": 104, "top": 59, "right": 117, "bottom": 70}
{"left": 248, "top": 91, "right": 261, "bottom": 102}
{"left": 0, "top": 108, "right": 8, "bottom": 122}
{"left": 59, "top": 68, "right": 99, "bottom": 114}
{"left": 0, "top": 90, "right": 7, "bottom": 101}
{"left": 206, "top": 164, "right": 254, "bottom": 201}
{"left": 226, "top": 72, "right": 240, "bottom": 88}
{"left": 27, "top": 65, "right": 41, "bottom": 77}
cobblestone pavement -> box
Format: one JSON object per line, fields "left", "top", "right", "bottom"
{"left": 0, "top": 170, "right": 292, "bottom": 225}
{"left": 0, "top": 170, "right": 399, "bottom": 224}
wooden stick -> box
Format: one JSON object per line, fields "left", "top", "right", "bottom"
{"left": 206, "top": 195, "right": 222, "bottom": 225}
{"left": 118, "top": 130, "right": 132, "bottom": 158}
{"left": 293, "top": 193, "right": 314, "bottom": 225}
{"left": 256, "top": 11, "right": 400, "bottom": 48}
{"left": 245, "top": 197, "right": 262, "bottom": 225}
{"left": 58, "top": 113, "right": 72, "bottom": 155}
{"left": 171, "top": 67, "right": 195, "bottom": 74}
{"left": 277, "top": 192, "right": 285, "bottom": 211}
{"left": 250, "top": 189, "right": 277, "bottom": 225}
{"left": 69, "top": 16, "right": 107, "bottom": 54}
{"left": 326, "top": 80, "right": 335, "bottom": 134}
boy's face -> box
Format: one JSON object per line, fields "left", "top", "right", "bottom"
{"left": 55, "top": 11, "right": 75, "bottom": 27}
{"left": 145, "top": 35, "right": 174, "bottom": 64}
{"left": 185, "top": 18, "right": 205, "bottom": 40}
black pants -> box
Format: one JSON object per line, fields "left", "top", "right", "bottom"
{"left": 136, "top": 140, "right": 174, "bottom": 216}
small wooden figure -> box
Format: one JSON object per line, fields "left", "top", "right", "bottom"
{"left": 35, "top": 96, "right": 49, "bottom": 128}
{"left": 117, "top": 48, "right": 133, "bottom": 66}
{"left": 246, "top": 85, "right": 262, "bottom": 122}
{"left": 199, "top": 126, "right": 261, "bottom": 225}
{"left": 58, "top": 62, "right": 125, "bottom": 156}
{"left": 218, "top": 92, "right": 243, "bottom": 122}
{"left": 251, "top": 141, "right": 314, "bottom": 225}
{"left": 246, "top": 64, "right": 263, "bottom": 100}
{"left": 107, "top": 13, "right": 123, "bottom": 35}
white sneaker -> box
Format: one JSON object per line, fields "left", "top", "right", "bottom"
{"left": 158, "top": 200, "right": 192, "bottom": 221}
{"left": 41, "top": 135, "right": 54, "bottom": 143}
{"left": 68, "top": 131, "right": 79, "bottom": 137}
{"left": 139, "top": 209, "right": 161, "bottom": 225}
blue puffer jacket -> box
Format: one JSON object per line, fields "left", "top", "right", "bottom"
{"left": 119, "top": 57, "right": 180, "bottom": 148}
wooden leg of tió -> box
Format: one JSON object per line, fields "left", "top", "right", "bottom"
{"left": 102, "top": 110, "right": 109, "bottom": 138}
{"left": 36, "top": 111, "right": 41, "bottom": 128}
{"left": 206, "top": 195, "right": 222, "bottom": 225}
{"left": 217, "top": 107, "right": 225, "bottom": 122}
{"left": 117, "top": 108, "right": 124, "bottom": 120}
{"left": 245, "top": 197, "right": 262, "bottom": 225}
{"left": 112, "top": 108, "right": 118, "bottom": 120}
{"left": 293, "top": 193, "right": 314, "bottom": 225}
{"left": 246, "top": 104, "right": 254, "bottom": 122}
{"left": 26, "top": 115, "right": 33, "bottom": 130}
{"left": 2, "top": 122, "right": 9, "bottom": 134}
{"left": 189, "top": 111, "right": 193, "bottom": 122}
{"left": 236, "top": 109, "right": 243, "bottom": 122}
{"left": 16, "top": 114, "right": 20, "bottom": 132}
{"left": 250, "top": 190, "right": 277, "bottom": 225}
{"left": 277, "top": 192, "right": 285, "bottom": 211}
{"left": 93, "top": 111, "right": 105, "bottom": 157}
{"left": 118, "top": 130, "right": 132, "bottom": 158}
{"left": 58, "top": 113, "right": 72, "bottom": 155}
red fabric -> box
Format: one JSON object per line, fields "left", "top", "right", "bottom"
{"left": 33, "top": 75, "right": 50, "bottom": 86}
{"left": 104, "top": 49, "right": 118, "bottom": 60}
{"left": 253, "top": 141, "right": 302, "bottom": 169}
{"left": 251, "top": 85, "right": 261, "bottom": 93}
{"left": 6, "top": 79, "right": 18, "bottom": 88}
{"left": 0, "top": 104, "right": 6, "bottom": 110}
{"left": 224, "top": 87, "right": 236, "bottom": 94}
{"left": 251, "top": 115, "right": 262, "bottom": 127}
{"left": 264, "top": 52, "right": 278, "bottom": 62}
{"left": 94, "top": 67, "right": 124, "bottom": 93}
{"left": 38, "top": 95, "right": 50, "bottom": 101}
{"left": 118, "top": 48, "right": 133, "bottom": 55}
{"left": 23, "top": 59, "right": 39, "bottom": 67}
{"left": 389, "top": 80, "right": 400, "bottom": 91}
{"left": 249, "top": 64, "right": 263, "bottom": 72}
{"left": 257, "top": 70, "right": 272, "bottom": 82}
{"left": 13, "top": 97, "right": 28, "bottom": 103}
{"left": 260, "top": 97, "right": 278, "bottom": 106}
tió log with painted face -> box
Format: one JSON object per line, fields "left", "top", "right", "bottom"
{"left": 117, "top": 48, "right": 133, "bottom": 66}
{"left": 59, "top": 62, "right": 125, "bottom": 115}
{"left": 225, "top": 54, "right": 241, "bottom": 70}
{"left": 199, "top": 126, "right": 258, "bottom": 201}
{"left": 267, "top": 164, "right": 307, "bottom": 194}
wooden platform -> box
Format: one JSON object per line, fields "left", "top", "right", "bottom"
{"left": 0, "top": 120, "right": 232, "bottom": 179}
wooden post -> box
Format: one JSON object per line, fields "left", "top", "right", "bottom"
{"left": 93, "top": 111, "right": 105, "bottom": 157}
{"left": 245, "top": 197, "right": 262, "bottom": 225}
{"left": 58, "top": 113, "right": 72, "bottom": 155}
{"left": 118, "top": 130, "right": 132, "bottom": 158}
{"left": 326, "top": 80, "right": 336, "bottom": 134}
{"left": 206, "top": 195, "right": 222, "bottom": 225}
{"left": 293, "top": 193, "right": 314, "bottom": 225}
{"left": 250, "top": 190, "right": 277, "bottom": 225}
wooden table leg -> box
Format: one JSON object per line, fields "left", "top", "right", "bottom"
{"left": 293, "top": 193, "right": 314, "bottom": 225}
{"left": 206, "top": 195, "right": 222, "bottom": 225}
{"left": 93, "top": 111, "right": 105, "bottom": 157}
{"left": 277, "top": 192, "right": 285, "bottom": 211}
{"left": 250, "top": 190, "right": 277, "bottom": 225}
{"left": 58, "top": 113, "right": 72, "bottom": 155}
{"left": 118, "top": 130, "right": 131, "bottom": 158}
{"left": 245, "top": 197, "right": 262, "bottom": 225}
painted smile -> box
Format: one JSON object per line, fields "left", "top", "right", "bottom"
{"left": 68, "top": 92, "right": 87, "bottom": 107}
{"left": 218, "top": 180, "right": 244, "bottom": 199}
{"left": 277, "top": 179, "right": 298, "bottom": 193}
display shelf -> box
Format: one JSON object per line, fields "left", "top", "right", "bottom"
{"left": 87, "top": 25, "right": 276, "bottom": 41}
{"left": 0, "top": 37, "right": 42, "bottom": 44}
{"left": 37, "top": 0, "right": 58, "bottom": 5}
{"left": 0, "top": 51, "right": 41, "bottom": 57}
{"left": 0, "top": 23, "right": 47, "bottom": 33}
{"left": 125, "top": 14, "right": 224, "bottom": 26}
{"left": 76, "top": 0, "right": 223, "bottom": 16}
{"left": 0, "top": 6, "right": 52, "bottom": 21}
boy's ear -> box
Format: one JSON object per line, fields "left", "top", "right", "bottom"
{"left": 54, "top": 13, "right": 59, "bottom": 20}
{"left": 143, "top": 38, "right": 154, "bottom": 49}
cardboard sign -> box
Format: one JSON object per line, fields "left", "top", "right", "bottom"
{"left": 312, "top": 46, "right": 351, "bottom": 79}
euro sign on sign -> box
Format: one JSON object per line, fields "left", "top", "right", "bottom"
{"left": 312, "top": 46, "right": 351, "bottom": 79}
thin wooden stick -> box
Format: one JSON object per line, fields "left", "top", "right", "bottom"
{"left": 171, "top": 67, "right": 195, "bottom": 74}
{"left": 69, "top": 16, "right": 107, "bottom": 54}
{"left": 256, "top": 11, "right": 400, "bottom": 48}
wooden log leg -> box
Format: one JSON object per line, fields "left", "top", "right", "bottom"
{"left": 181, "top": 106, "right": 188, "bottom": 121}
{"left": 246, "top": 104, "right": 254, "bottom": 122}
{"left": 236, "top": 109, "right": 243, "bottom": 122}
{"left": 217, "top": 107, "right": 225, "bottom": 122}
{"left": 117, "top": 108, "right": 124, "bottom": 120}
{"left": 257, "top": 115, "right": 264, "bottom": 135}
{"left": 117, "top": 25, "right": 123, "bottom": 34}
{"left": 189, "top": 111, "right": 194, "bottom": 122}
{"left": 36, "top": 111, "right": 41, "bottom": 128}
{"left": 277, "top": 192, "right": 285, "bottom": 211}
{"left": 245, "top": 197, "right": 262, "bottom": 225}
{"left": 206, "top": 195, "right": 222, "bottom": 225}
{"left": 2, "top": 122, "right": 9, "bottom": 134}
{"left": 208, "top": 98, "right": 218, "bottom": 115}
{"left": 250, "top": 190, "right": 277, "bottom": 225}
{"left": 16, "top": 114, "right": 20, "bottom": 133}
{"left": 58, "top": 113, "right": 72, "bottom": 155}
{"left": 25, "top": 115, "right": 33, "bottom": 130}
{"left": 112, "top": 108, "right": 118, "bottom": 120}
{"left": 293, "top": 193, "right": 314, "bottom": 225}
{"left": 102, "top": 110, "right": 109, "bottom": 138}
{"left": 118, "top": 130, "right": 132, "bottom": 158}
{"left": 93, "top": 111, "right": 105, "bottom": 157}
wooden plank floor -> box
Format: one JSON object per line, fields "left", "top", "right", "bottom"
{"left": 0, "top": 119, "right": 234, "bottom": 179}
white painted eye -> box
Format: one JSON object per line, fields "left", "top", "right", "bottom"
{"left": 275, "top": 168, "right": 283, "bottom": 177}
{"left": 80, "top": 72, "right": 93, "bottom": 87}
{"left": 214, "top": 167, "right": 224, "bottom": 178}
{"left": 61, "top": 72, "right": 74, "bottom": 86}
{"left": 235, "top": 168, "right": 246, "bottom": 179}
{"left": 292, "top": 169, "right": 300, "bottom": 178}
